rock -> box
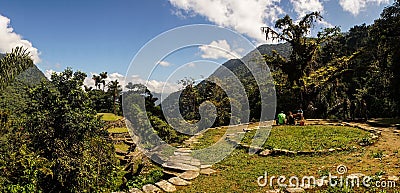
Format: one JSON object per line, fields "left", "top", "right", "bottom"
{"left": 155, "top": 180, "right": 176, "bottom": 192}
{"left": 129, "top": 188, "right": 143, "bottom": 193}
{"left": 328, "top": 148, "right": 336, "bottom": 152}
{"left": 163, "top": 169, "right": 181, "bottom": 177}
{"left": 168, "top": 177, "right": 192, "bottom": 186}
{"left": 200, "top": 168, "right": 217, "bottom": 175}
{"left": 285, "top": 187, "right": 305, "bottom": 192}
{"left": 260, "top": 149, "right": 272, "bottom": 156}
{"left": 162, "top": 162, "right": 200, "bottom": 171}
{"left": 200, "top": 164, "right": 212, "bottom": 169}
{"left": 179, "top": 170, "right": 200, "bottom": 180}
{"left": 388, "top": 176, "right": 399, "bottom": 181}
{"left": 142, "top": 184, "right": 162, "bottom": 193}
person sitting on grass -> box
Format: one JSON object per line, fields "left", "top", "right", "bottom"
{"left": 287, "top": 111, "right": 295, "bottom": 125}
{"left": 277, "top": 111, "right": 286, "bottom": 125}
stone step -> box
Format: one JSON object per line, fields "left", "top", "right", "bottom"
{"left": 162, "top": 162, "right": 200, "bottom": 172}
{"left": 142, "top": 184, "right": 162, "bottom": 193}
{"left": 178, "top": 170, "right": 200, "bottom": 180}
{"left": 155, "top": 180, "right": 176, "bottom": 192}
{"left": 168, "top": 177, "right": 192, "bottom": 186}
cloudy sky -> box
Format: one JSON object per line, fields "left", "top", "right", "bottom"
{"left": 0, "top": 0, "right": 394, "bottom": 93}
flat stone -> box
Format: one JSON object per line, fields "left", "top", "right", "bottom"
{"left": 200, "top": 164, "right": 212, "bottom": 169}
{"left": 173, "top": 152, "right": 191, "bottom": 156}
{"left": 259, "top": 149, "right": 272, "bottom": 156}
{"left": 286, "top": 187, "right": 305, "bottom": 193}
{"left": 142, "top": 184, "right": 162, "bottom": 193}
{"left": 129, "top": 188, "right": 143, "bottom": 193}
{"left": 200, "top": 168, "right": 217, "bottom": 175}
{"left": 163, "top": 169, "right": 181, "bottom": 177}
{"left": 175, "top": 149, "right": 192, "bottom": 153}
{"left": 179, "top": 170, "right": 200, "bottom": 180}
{"left": 162, "top": 162, "right": 200, "bottom": 171}
{"left": 155, "top": 180, "right": 176, "bottom": 192}
{"left": 168, "top": 177, "right": 192, "bottom": 186}
{"left": 190, "top": 160, "right": 201, "bottom": 166}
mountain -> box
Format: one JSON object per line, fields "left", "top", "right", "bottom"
{"left": 0, "top": 64, "right": 46, "bottom": 115}
{"left": 210, "top": 42, "right": 290, "bottom": 79}
{"left": 160, "top": 43, "right": 290, "bottom": 125}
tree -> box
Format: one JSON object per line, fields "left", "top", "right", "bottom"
{"left": 92, "top": 74, "right": 101, "bottom": 90}
{"left": 107, "top": 79, "right": 122, "bottom": 115}
{"left": 99, "top": 72, "right": 108, "bottom": 91}
{"left": 0, "top": 47, "right": 34, "bottom": 91}
{"left": 26, "top": 68, "right": 118, "bottom": 192}
{"left": 262, "top": 12, "right": 341, "bottom": 109}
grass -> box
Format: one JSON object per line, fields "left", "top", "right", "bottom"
{"left": 242, "top": 125, "right": 370, "bottom": 151}
{"left": 108, "top": 127, "right": 129, "bottom": 133}
{"left": 114, "top": 143, "right": 130, "bottom": 152}
{"left": 194, "top": 125, "right": 370, "bottom": 152}
{"left": 177, "top": 125, "right": 400, "bottom": 192}
{"left": 98, "top": 113, "right": 123, "bottom": 121}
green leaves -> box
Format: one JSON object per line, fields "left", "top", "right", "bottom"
{"left": 0, "top": 47, "right": 34, "bottom": 91}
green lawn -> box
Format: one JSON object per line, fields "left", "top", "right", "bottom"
{"left": 108, "top": 127, "right": 129, "bottom": 133}
{"left": 242, "top": 125, "right": 370, "bottom": 151}
{"left": 178, "top": 125, "right": 396, "bottom": 192}
{"left": 194, "top": 125, "right": 370, "bottom": 152}
{"left": 98, "top": 113, "right": 123, "bottom": 121}
{"left": 114, "top": 143, "right": 130, "bottom": 152}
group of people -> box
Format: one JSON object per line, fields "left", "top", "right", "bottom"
{"left": 277, "top": 109, "right": 305, "bottom": 126}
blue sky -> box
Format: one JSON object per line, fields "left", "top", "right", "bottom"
{"left": 0, "top": 0, "right": 394, "bottom": 93}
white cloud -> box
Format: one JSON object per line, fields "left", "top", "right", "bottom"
{"left": 158, "top": 61, "right": 172, "bottom": 67}
{"left": 199, "top": 40, "right": 241, "bottom": 59}
{"left": 0, "top": 14, "right": 41, "bottom": 63}
{"left": 339, "top": 0, "right": 389, "bottom": 16}
{"left": 44, "top": 69, "right": 56, "bottom": 80}
{"left": 290, "top": 0, "right": 324, "bottom": 17}
{"left": 169, "top": 0, "right": 284, "bottom": 42}
{"left": 82, "top": 72, "right": 180, "bottom": 94}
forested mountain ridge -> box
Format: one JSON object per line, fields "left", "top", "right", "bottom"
{"left": 161, "top": 2, "right": 400, "bottom": 124}
{"left": 0, "top": 62, "right": 46, "bottom": 115}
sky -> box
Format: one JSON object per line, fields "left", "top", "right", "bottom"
{"left": 0, "top": 0, "right": 394, "bottom": 94}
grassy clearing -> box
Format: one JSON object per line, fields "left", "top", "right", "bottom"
{"left": 108, "top": 127, "right": 129, "bottom": 133}
{"left": 192, "top": 127, "right": 227, "bottom": 150}
{"left": 114, "top": 143, "right": 130, "bottom": 152}
{"left": 242, "top": 125, "right": 370, "bottom": 151}
{"left": 180, "top": 125, "right": 400, "bottom": 192}
{"left": 177, "top": 148, "right": 400, "bottom": 193}
{"left": 98, "top": 113, "right": 123, "bottom": 121}
{"left": 194, "top": 125, "right": 370, "bottom": 152}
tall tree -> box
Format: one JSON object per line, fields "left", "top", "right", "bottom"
{"left": 262, "top": 12, "right": 341, "bottom": 109}
{"left": 107, "top": 79, "right": 122, "bottom": 114}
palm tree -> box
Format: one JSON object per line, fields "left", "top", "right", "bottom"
{"left": 107, "top": 80, "right": 122, "bottom": 114}
{"left": 99, "top": 72, "right": 108, "bottom": 91}
{"left": 92, "top": 75, "right": 101, "bottom": 90}
{"left": 0, "top": 47, "right": 34, "bottom": 90}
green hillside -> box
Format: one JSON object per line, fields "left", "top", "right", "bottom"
{"left": 0, "top": 64, "right": 46, "bottom": 115}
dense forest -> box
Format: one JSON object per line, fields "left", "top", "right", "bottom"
{"left": 0, "top": 1, "right": 400, "bottom": 192}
